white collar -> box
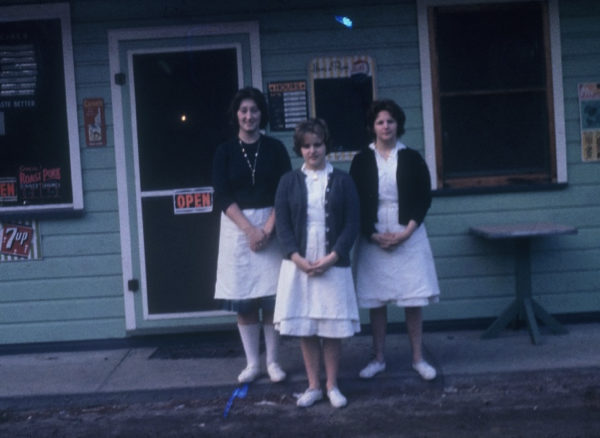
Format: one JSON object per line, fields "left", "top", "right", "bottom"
{"left": 369, "top": 141, "right": 406, "bottom": 153}
{"left": 301, "top": 161, "right": 333, "bottom": 176}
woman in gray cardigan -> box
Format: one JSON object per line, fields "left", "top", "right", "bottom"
{"left": 274, "top": 119, "right": 360, "bottom": 408}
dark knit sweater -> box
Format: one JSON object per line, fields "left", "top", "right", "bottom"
{"left": 275, "top": 168, "right": 359, "bottom": 267}
{"left": 349, "top": 147, "right": 432, "bottom": 238}
{"left": 212, "top": 135, "right": 292, "bottom": 212}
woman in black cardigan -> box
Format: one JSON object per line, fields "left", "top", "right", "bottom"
{"left": 213, "top": 87, "right": 291, "bottom": 384}
{"left": 350, "top": 99, "right": 440, "bottom": 381}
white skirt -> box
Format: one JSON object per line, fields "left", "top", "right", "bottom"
{"left": 354, "top": 203, "right": 440, "bottom": 308}
{"left": 214, "top": 208, "right": 282, "bottom": 300}
{"left": 274, "top": 222, "right": 360, "bottom": 339}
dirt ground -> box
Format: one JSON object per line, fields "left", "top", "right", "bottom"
{"left": 1, "top": 367, "right": 599, "bottom": 438}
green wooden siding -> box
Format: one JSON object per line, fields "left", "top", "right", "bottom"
{"left": 0, "top": 0, "right": 597, "bottom": 345}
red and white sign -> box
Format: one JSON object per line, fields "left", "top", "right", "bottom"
{"left": 1, "top": 223, "right": 33, "bottom": 257}
{"left": 173, "top": 187, "right": 214, "bottom": 215}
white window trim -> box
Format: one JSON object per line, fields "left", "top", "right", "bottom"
{"left": 417, "top": 0, "right": 567, "bottom": 189}
{"left": 108, "top": 22, "right": 262, "bottom": 331}
{"left": 0, "top": 3, "right": 83, "bottom": 214}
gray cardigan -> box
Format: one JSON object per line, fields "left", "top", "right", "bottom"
{"left": 274, "top": 168, "right": 359, "bottom": 267}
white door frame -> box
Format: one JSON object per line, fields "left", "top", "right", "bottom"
{"left": 108, "top": 22, "right": 263, "bottom": 331}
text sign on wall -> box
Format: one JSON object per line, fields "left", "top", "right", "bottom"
{"left": 173, "top": 187, "right": 214, "bottom": 215}
{"left": 0, "top": 4, "right": 83, "bottom": 215}
{"left": 267, "top": 81, "right": 308, "bottom": 131}
{"left": 578, "top": 83, "right": 600, "bottom": 162}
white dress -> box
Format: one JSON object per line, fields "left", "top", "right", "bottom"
{"left": 214, "top": 207, "right": 282, "bottom": 300}
{"left": 354, "top": 143, "right": 440, "bottom": 308}
{"left": 274, "top": 164, "right": 360, "bottom": 338}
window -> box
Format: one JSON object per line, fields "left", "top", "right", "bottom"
{"left": 0, "top": 3, "right": 83, "bottom": 215}
{"left": 418, "top": 0, "right": 567, "bottom": 191}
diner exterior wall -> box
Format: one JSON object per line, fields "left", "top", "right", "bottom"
{"left": 0, "top": 0, "right": 597, "bottom": 345}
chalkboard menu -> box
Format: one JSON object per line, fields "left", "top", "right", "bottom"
{"left": 0, "top": 4, "right": 82, "bottom": 216}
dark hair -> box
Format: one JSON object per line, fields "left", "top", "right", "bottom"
{"left": 229, "top": 86, "right": 269, "bottom": 130}
{"left": 293, "top": 118, "right": 331, "bottom": 157}
{"left": 366, "top": 99, "right": 406, "bottom": 139}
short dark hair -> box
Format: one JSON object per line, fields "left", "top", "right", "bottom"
{"left": 293, "top": 118, "right": 331, "bottom": 157}
{"left": 229, "top": 86, "right": 269, "bottom": 130}
{"left": 366, "top": 99, "right": 406, "bottom": 139}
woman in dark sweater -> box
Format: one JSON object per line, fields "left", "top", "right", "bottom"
{"left": 350, "top": 99, "right": 440, "bottom": 382}
{"left": 213, "top": 87, "right": 291, "bottom": 384}
{"left": 274, "top": 119, "right": 360, "bottom": 408}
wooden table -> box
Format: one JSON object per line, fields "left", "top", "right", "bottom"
{"left": 469, "top": 223, "right": 577, "bottom": 344}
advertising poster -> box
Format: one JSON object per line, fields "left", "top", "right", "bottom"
{"left": 578, "top": 83, "right": 600, "bottom": 162}
{"left": 0, "top": 220, "right": 41, "bottom": 261}
{"left": 267, "top": 81, "right": 308, "bottom": 131}
{"left": 83, "top": 98, "right": 106, "bottom": 147}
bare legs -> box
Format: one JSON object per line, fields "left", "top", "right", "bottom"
{"left": 362, "top": 306, "right": 435, "bottom": 380}
{"left": 300, "top": 336, "right": 341, "bottom": 391}
{"left": 297, "top": 336, "right": 347, "bottom": 408}
{"left": 368, "top": 306, "right": 387, "bottom": 363}
{"left": 405, "top": 306, "right": 424, "bottom": 364}
{"left": 367, "top": 306, "right": 424, "bottom": 363}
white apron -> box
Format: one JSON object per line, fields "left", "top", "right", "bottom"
{"left": 214, "top": 207, "right": 282, "bottom": 300}
{"left": 274, "top": 165, "right": 360, "bottom": 338}
{"left": 354, "top": 142, "right": 440, "bottom": 308}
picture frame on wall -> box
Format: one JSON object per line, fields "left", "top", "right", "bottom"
{"left": 309, "top": 55, "right": 376, "bottom": 161}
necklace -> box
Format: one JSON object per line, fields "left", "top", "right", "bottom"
{"left": 239, "top": 137, "right": 261, "bottom": 185}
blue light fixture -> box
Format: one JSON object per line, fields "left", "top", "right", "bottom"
{"left": 335, "top": 15, "right": 353, "bottom": 28}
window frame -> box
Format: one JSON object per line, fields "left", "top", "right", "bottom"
{"left": 417, "top": 0, "right": 567, "bottom": 192}
{"left": 0, "top": 3, "right": 83, "bottom": 215}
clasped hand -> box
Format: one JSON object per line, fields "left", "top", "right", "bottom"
{"left": 246, "top": 226, "right": 269, "bottom": 251}
{"left": 371, "top": 230, "right": 410, "bottom": 250}
{"left": 291, "top": 252, "right": 339, "bottom": 276}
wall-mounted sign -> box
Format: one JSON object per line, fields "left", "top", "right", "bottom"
{"left": 578, "top": 83, "right": 600, "bottom": 162}
{"left": 173, "top": 187, "right": 214, "bottom": 215}
{"left": 309, "top": 56, "right": 375, "bottom": 160}
{"left": 83, "top": 98, "right": 106, "bottom": 147}
{"left": 0, "top": 4, "right": 83, "bottom": 216}
{"left": 0, "top": 220, "right": 41, "bottom": 261}
{"left": 267, "top": 81, "right": 308, "bottom": 131}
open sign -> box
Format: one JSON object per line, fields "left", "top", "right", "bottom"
{"left": 173, "top": 187, "right": 214, "bottom": 215}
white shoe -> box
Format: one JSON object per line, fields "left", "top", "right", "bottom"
{"left": 359, "top": 360, "right": 386, "bottom": 379}
{"left": 327, "top": 387, "right": 347, "bottom": 408}
{"left": 267, "top": 362, "right": 286, "bottom": 383}
{"left": 296, "top": 388, "right": 323, "bottom": 407}
{"left": 412, "top": 361, "right": 437, "bottom": 381}
{"left": 237, "top": 365, "right": 260, "bottom": 383}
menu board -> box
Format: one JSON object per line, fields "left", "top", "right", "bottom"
{"left": 0, "top": 4, "right": 82, "bottom": 216}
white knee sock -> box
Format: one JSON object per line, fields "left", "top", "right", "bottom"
{"left": 263, "top": 323, "right": 280, "bottom": 365}
{"left": 238, "top": 323, "right": 260, "bottom": 368}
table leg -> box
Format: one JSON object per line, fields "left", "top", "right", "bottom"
{"left": 522, "top": 297, "right": 540, "bottom": 344}
{"left": 482, "top": 238, "right": 567, "bottom": 344}
{"left": 481, "top": 300, "right": 519, "bottom": 339}
{"left": 531, "top": 299, "right": 569, "bottom": 335}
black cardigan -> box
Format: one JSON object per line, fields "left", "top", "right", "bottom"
{"left": 349, "top": 147, "right": 432, "bottom": 238}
